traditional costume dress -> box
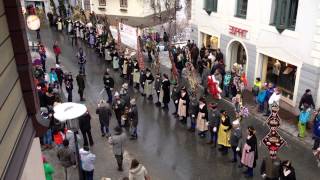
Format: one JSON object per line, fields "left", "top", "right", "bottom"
{"left": 57, "top": 19, "right": 63, "bottom": 31}
{"left": 67, "top": 20, "right": 73, "bottom": 34}
{"left": 178, "top": 91, "right": 189, "bottom": 122}
{"left": 144, "top": 72, "right": 154, "bottom": 98}
{"left": 122, "top": 58, "right": 128, "bottom": 76}
{"left": 196, "top": 103, "right": 208, "bottom": 133}
{"left": 241, "top": 134, "right": 258, "bottom": 177}
{"left": 132, "top": 61, "right": 140, "bottom": 85}
{"left": 217, "top": 114, "right": 232, "bottom": 148}
{"left": 160, "top": 78, "right": 170, "bottom": 108}
{"left": 208, "top": 75, "right": 222, "bottom": 99}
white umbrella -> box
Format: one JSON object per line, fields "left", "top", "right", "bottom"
{"left": 54, "top": 102, "right": 87, "bottom": 122}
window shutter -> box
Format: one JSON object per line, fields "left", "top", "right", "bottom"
{"left": 213, "top": 0, "right": 218, "bottom": 12}
{"left": 203, "top": 0, "right": 214, "bottom": 15}
{"left": 275, "top": 0, "right": 288, "bottom": 33}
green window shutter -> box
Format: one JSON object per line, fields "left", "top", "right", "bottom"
{"left": 213, "top": 0, "right": 218, "bottom": 12}
{"left": 274, "top": 0, "right": 293, "bottom": 33}
{"left": 203, "top": 0, "right": 214, "bottom": 15}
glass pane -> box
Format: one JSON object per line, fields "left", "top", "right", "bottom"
{"left": 288, "top": 0, "right": 298, "bottom": 28}
{"left": 279, "top": 0, "right": 287, "bottom": 25}
{"left": 237, "top": 0, "right": 247, "bottom": 17}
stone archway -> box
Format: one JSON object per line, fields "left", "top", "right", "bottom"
{"left": 227, "top": 40, "right": 247, "bottom": 70}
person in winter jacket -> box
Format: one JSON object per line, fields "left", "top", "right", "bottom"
{"left": 279, "top": 160, "right": 296, "bottom": 180}
{"left": 77, "top": 48, "right": 87, "bottom": 75}
{"left": 57, "top": 140, "right": 76, "bottom": 171}
{"left": 129, "top": 159, "right": 150, "bottom": 180}
{"left": 42, "top": 155, "right": 55, "bottom": 180}
{"left": 265, "top": 88, "right": 281, "bottom": 116}
{"left": 79, "top": 111, "right": 94, "bottom": 146}
{"left": 188, "top": 95, "right": 199, "bottom": 132}
{"left": 128, "top": 99, "right": 139, "bottom": 140}
{"left": 154, "top": 73, "right": 162, "bottom": 106}
{"left": 207, "top": 103, "right": 220, "bottom": 147}
{"left": 298, "top": 106, "right": 312, "bottom": 138}
{"left": 109, "top": 127, "right": 127, "bottom": 171}
{"left": 65, "top": 130, "right": 80, "bottom": 153}
{"left": 160, "top": 74, "right": 171, "bottom": 109}
{"left": 313, "top": 109, "right": 320, "bottom": 150}
{"left": 48, "top": 68, "right": 58, "bottom": 84}
{"left": 53, "top": 41, "right": 61, "bottom": 64}
{"left": 79, "top": 146, "right": 96, "bottom": 180}
{"left": 299, "top": 89, "right": 315, "bottom": 110}
{"left": 96, "top": 100, "right": 112, "bottom": 137}
{"left": 171, "top": 84, "right": 180, "bottom": 116}
{"left": 55, "top": 65, "right": 64, "bottom": 88}
{"left": 230, "top": 120, "right": 242, "bottom": 163}
{"left": 112, "top": 92, "right": 125, "bottom": 127}
{"left": 76, "top": 72, "right": 86, "bottom": 101}
{"left": 103, "top": 72, "right": 115, "bottom": 103}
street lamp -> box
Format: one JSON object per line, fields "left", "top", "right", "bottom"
{"left": 54, "top": 102, "right": 87, "bottom": 180}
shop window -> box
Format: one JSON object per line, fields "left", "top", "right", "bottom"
{"left": 99, "top": 0, "right": 106, "bottom": 6}
{"left": 265, "top": 57, "right": 297, "bottom": 100}
{"left": 120, "top": 0, "right": 128, "bottom": 8}
{"left": 202, "top": 33, "right": 219, "bottom": 49}
{"left": 235, "top": 0, "right": 248, "bottom": 19}
{"left": 203, "top": 0, "right": 218, "bottom": 15}
{"left": 271, "top": 0, "right": 299, "bottom": 33}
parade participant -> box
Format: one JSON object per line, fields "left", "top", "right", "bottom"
{"left": 171, "top": 84, "right": 180, "bottom": 117}
{"left": 207, "top": 103, "right": 220, "bottom": 147}
{"left": 129, "top": 159, "right": 150, "bottom": 180}
{"left": 260, "top": 156, "right": 281, "bottom": 180}
{"left": 103, "top": 72, "right": 115, "bottom": 103}
{"left": 79, "top": 146, "right": 96, "bottom": 180}
{"left": 122, "top": 57, "right": 129, "bottom": 78}
{"left": 207, "top": 74, "right": 222, "bottom": 99}
{"left": 188, "top": 95, "right": 199, "bottom": 132}
{"left": 89, "top": 32, "right": 95, "bottom": 48}
{"left": 223, "top": 72, "right": 232, "bottom": 98}
{"left": 144, "top": 68, "right": 154, "bottom": 100}
{"left": 160, "top": 74, "right": 171, "bottom": 109}
{"left": 56, "top": 17, "right": 63, "bottom": 31}
{"left": 178, "top": 87, "right": 189, "bottom": 124}
{"left": 77, "top": 47, "right": 87, "bottom": 75}
{"left": 196, "top": 97, "right": 208, "bottom": 138}
{"left": 76, "top": 72, "right": 85, "bottom": 101}
{"left": 279, "top": 160, "right": 296, "bottom": 180}
{"left": 154, "top": 73, "right": 162, "bottom": 106}
{"left": 128, "top": 98, "right": 139, "bottom": 140}
{"left": 120, "top": 83, "right": 130, "bottom": 106}
{"left": 108, "top": 127, "right": 127, "bottom": 171}
{"left": 201, "top": 62, "right": 210, "bottom": 96}
{"left": 217, "top": 110, "right": 232, "bottom": 155}
{"left": 79, "top": 111, "right": 94, "bottom": 146}
{"left": 127, "top": 58, "right": 134, "bottom": 85}
{"left": 132, "top": 59, "right": 140, "bottom": 89}
{"left": 140, "top": 70, "right": 147, "bottom": 96}
{"left": 230, "top": 120, "right": 242, "bottom": 163}
{"left": 96, "top": 100, "right": 112, "bottom": 137}
{"left": 112, "top": 92, "right": 125, "bottom": 127}
{"left": 241, "top": 126, "right": 258, "bottom": 178}
{"left": 53, "top": 41, "right": 61, "bottom": 64}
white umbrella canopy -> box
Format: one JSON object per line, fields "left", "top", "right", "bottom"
{"left": 54, "top": 102, "right": 87, "bottom": 122}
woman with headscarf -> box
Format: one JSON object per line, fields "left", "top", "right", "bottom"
{"left": 241, "top": 126, "right": 258, "bottom": 178}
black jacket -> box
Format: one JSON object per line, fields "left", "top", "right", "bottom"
{"left": 79, "top": 113, "right": 91, "bottom": 131}
{"left": 162, "top": 79, "right": 171, "bottom": 104}
{"left": 299, "top": 93, "right": 315, "bottom": 109}
{"left": 76, "top": 74, "right": 85, "bottom": 90}
{"left": 103, "top": 76, "right": 114, "bottom": 88}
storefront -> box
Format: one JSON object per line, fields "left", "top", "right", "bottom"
{"left": 261, "top": 54, "right": 298, "bottom": 101}
{"left": 200, "top": 32, "right": 219, "bottom": 49}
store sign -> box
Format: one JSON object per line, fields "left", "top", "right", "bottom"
{"left": 119, "top": 23, "right": 137, "bottom": 50}
{"left": 26, "top": 15, "right": 40, "bottom": 30}
{"left": 229, "top": 25, "right": 248, "bottom": 39}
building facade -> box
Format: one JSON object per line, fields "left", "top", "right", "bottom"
{"left": 191, "top": 0, "right": 320, "bottom": 113}
{"left": 1, "top": 0, "right": 46, "bottom": 179}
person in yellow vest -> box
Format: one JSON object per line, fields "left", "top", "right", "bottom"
{"left": 218, "top": 110, "right": 232, "bottom": 155}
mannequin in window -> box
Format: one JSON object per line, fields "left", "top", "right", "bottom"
{"left": 272, "top": 60, "right": 281, "bottom": 84}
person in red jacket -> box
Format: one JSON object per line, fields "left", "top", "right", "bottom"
{"left": 53, "top": 41, "right": 61, "bottom": 64}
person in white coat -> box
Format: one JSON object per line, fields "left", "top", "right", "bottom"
{"left": 129, "top": 159, "right": 150, "bottom": 180}
{"left": 267, "top": 88, "right": 281, "bottom": 115}
{"left": 79, "top": 146, "right": 96, "bottom": 180}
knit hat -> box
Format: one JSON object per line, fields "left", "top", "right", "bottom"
{"left": 130, "top": 98, "right": 136, "bottom": 105}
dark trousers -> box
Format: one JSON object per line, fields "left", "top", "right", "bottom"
{"left": 100, "top": 121, "right": 109, "bottom": 135}
{"left": 81, "top": 129, "right": 94, "bottom": 146}
{"left": 41, "top": 59, "right": 46, "bottom": 72}
{"left": 67, "top": 91, "right": 72, "bottom": 102}
{"left": 313, "top": 137, "right": 320, "bottom": 150}
{"left": 55, "top": 55, "right": 60, "bottom": 64}
{"left": 105, "top": 87, "right": 112, "bottom": 103}
{"left": 174, "top": 102, "right": 178, "bottom": 113}
{"left": 231, "top": 146, "right": 241, "bottom": 161}
{"left": 115, "top": 154, "right": 123, "bottom": 169}
{"left": 78, "top": 89, "right": 84, "bottom": 100}
{"left": 209, "top": 127, "right": 218, "bottom": 145}
{"left": 83, "top": 170, "right": 94, "bottom": 180}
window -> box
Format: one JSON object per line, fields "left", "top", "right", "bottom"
{"left": 120, "top": 0, "right": 128, "bottom": 8}
{"left": 203, "top": 0, "right": 218, "bottom": 15}
{"left": 235, "top": 0, "right": 248, "bottom": 19}
{"left": 272, "top": 0, "right": 299, "bottom": 33}
{"left": 99, "top": 0, "right": 106, "bottom": 6}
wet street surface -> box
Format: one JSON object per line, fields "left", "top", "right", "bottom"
{"left": 31, "top": 27, "right": 320, "bottom": 180}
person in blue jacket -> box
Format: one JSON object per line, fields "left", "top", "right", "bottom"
{"left": 313, "top": 108, "right": 320, "bottom": 150}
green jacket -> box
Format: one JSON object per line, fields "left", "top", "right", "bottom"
{"left": 43, "top": 162, "right": 55, "bottom": 180}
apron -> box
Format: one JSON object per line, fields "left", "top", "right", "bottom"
{"left": 178, "top": 99, "right": 187, "bottom": 117}
{"left": 196, "top": 112, "right": 208, "bottom": 132}
{"left": 217, "top": 123, "right": 231, "bottom": 147}
{"left": 57, "top": 22, "right": 62, "bottom": 30}
{"left": 133, "top": 69, "right": 140, "bottom": 83}
{"left": 113, "top": 57, "right": 119, "bottom": 69}
{"left": 105, "top": 49, "right": 112, "bottom": 61}
{"left": 122, "top": 62, "right": 128, "bottom": 74}
{"left": 159, "top": 88, "right": 164, "bottom": 103}
{"left": 144, "top": 80, "right": 153, "bottom": 96}
{"left": 241, "top": 143, "right": 255, "bottom": 168}
{"left": 68, "top": 23, "right": 72, "bottom": 33}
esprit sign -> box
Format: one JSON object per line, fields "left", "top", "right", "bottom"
{"left": 229, "top": 25, "right": 248, "bottom": 39}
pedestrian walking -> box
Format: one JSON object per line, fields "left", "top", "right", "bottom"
{"left": 128, "top": 99, "right": 139, "bottom": 140}
{"left": 241, "top": 126, "right": 258, "bottom": 178}
{"left": 77, "top": 48, "right": 87, "bottom": 75}
{"left": 48, "top": 68, "right": 58, "bottom": 84}
{"left": 140, "top": 70, "right": 147, "bottom": 95}
{"left": 178, "top": 87, "right": 189, "bottom": 124}
{"left": 79, "top": 111, "right": 94, "bottom": 146}
{"left": 65, "top": 79, "right": 73, "bottom": 102}
{"left": 217, "top": 110, "right": 232, "bottom": 155}
{"left": 79, "top": 146, "right": 96, "bottom": 180}
{"left": 65, "top": 129, "right": 80, "bottom": 154}
{"left": 57, "top": 140, "right": 76, "bottom": 180}
{"left": 196, "top": 97, "right": 208, "bottom": 138}
{"left": 53, "top": 41, "right": 61, "bottom": 64}
{"left": 128, "top": 159, "right": 150, "bottom": 180}
{"left": 55, "top": 65, "right": 64, "bottom": 88}
{"left": 154, "top": 73, "right": 162, "bottom": 106}
{"left": 103, "top": 72, "right": 114, "bottom": 103}
{"left": 76, "top": 72, "right": 86, "bottom": 101}
{"left": 39, "top": 42, "right": 47, "bottom": 72}
{"left": 266, "top": 88, "right": 281, "bottom": 116}
{"left": 279, "top": 160, "right": 296, "bottom": 180}
{"left": 298, "top": 106, "right": 312, "bottom": 138}
{"left": 230, "top": 120, "right": 242, "bottom": 163}
{"left": 112, "top": 92, "right": 125, "bottom": 127}
{"left": 96, "top": 100, "right": 112, "bottom": 137}
{"left": 42, "top": 155, "right": 55, "bottom": 180}
{"left": 160, "top": 74, "right": 171, "bottom": 109}
{"left": 109, "top": 127, "right": 127, "bottom": 171}
{"left": 299, "top": 89, "right": 315, "bottom": 110}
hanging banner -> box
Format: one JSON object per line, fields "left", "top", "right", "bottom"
{"left": 110, "top": 26, "right": 118, "bottom": 41}
{"left": 119, "top": 23, "right": 137, "bottom": 50}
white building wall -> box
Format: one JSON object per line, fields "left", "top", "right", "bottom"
{"left": 192, "top": 0, "right": 320, "bottom": 110}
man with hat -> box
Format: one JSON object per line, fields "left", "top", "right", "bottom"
{"left": 207, "top": 103, "right": 220, "bottom": 146}
{"left": 128, "top": 98, "right": 139, "bottom": 140}
{"left": 109, "top": 127, "right": 127, "bottom": 171}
